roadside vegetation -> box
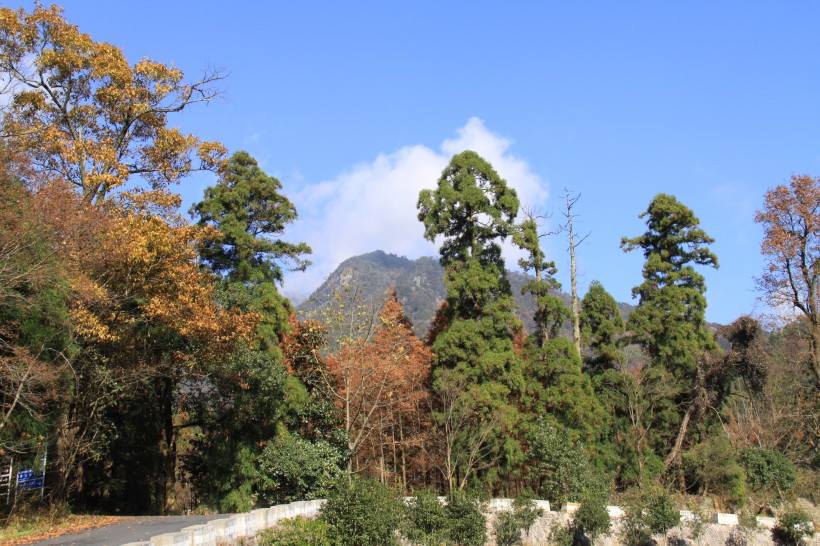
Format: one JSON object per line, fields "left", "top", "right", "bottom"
{"left": 0, "top": 3, "right": 817, "bottom": 544}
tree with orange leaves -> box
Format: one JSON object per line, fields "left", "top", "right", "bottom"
{"left": 356, "top": 288, "right": 431, "bottom": 489}
{"left": 0, "top": 3, "right": 260, "bottom": 512}
{"left": 0, "top": 4, "right": 226, "bottom": 205}
{"left": 321, "top": 283, "right": 431, "bottom": 479}
{"left": 280, "top": 316, "right": 341, "bottom": 446}
{"left": 755, "top": 174, "right": 820, "bottom": 384}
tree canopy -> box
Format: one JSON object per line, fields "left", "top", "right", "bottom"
{"left": 755, "top": 174, "right": 820, "bottom": 384}
{"left": 0, "top": 4, "right": 227, "bottom": 204}
{"left": 580, "top": 280, "right": 624, "bottom": 372}
{"left": 621, "top": 193, "right": 718, "bottom": 375}
{"left": 192, "top": 151, "right": 311, "bottom": 286}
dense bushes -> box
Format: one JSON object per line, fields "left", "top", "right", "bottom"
{"left": 740, "top": 447, "right": 796, "bottom": 493}
{"left": 257, "top": 516, "right": 331, "bottom": 546}
{"left": 299, "top": 479, "right": 491, "bottom": 546}
{"left": 255, "top": 434, "right": 345, "bottom": 505}
{"left": 620, "top": 487, "right": 680, "bottom": 546}
{"left": 320, "top": 478, "right": 404, "bottom": 545}
{"left": 526, "top": 419, "right": 595, "bottom": 504}
{"left": 494, "top": 496, "right": 543, "bottom": 546}
{"left": 774, "top": 507, "right": 816, "bottom": 546}
{"left": 682, "top": 436, "right": 746, "bottom": 506}
{"left": 260, "top": 480, "right": 820, "bottom": 546}
{"left": 572, "top": 483, "right": 612, "bottom": 543}
{"left": 439, "top": 489, "right": 488, "bottom": 546}
{"left": 403, "top": 489, "right": 449, "bottom": 546}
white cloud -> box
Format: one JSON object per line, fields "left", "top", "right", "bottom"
{"left": 281, "top": 118, "right": 549, "bottom": 300}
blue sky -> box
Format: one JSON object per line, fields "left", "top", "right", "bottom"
{"left": 41, "top": 1, "right": 820, "bottom": 324}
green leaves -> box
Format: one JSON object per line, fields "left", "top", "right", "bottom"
{"left": 256, "top": 434, "right": 345, "bottom": 505}
{"left": 192, "top": 151, "right": 311, "bottom": 287}
{"left": 621, "top": 193, "right": 718, "bottom": 373}
{"left": 525, "top": 418, "right": 593, "bottom": 504}
{"left": 419, "top": 152, "right": 525, "bottom": 490}
{"left": 418, "top": 151, "right": 518, "bottom": 265}
{"left": 522, "top": 338, "right": 607, "bottom": 441}
{"left": 739, "top": 447, "right": 796, "bottom": 493}
{"left": 580, "top": 280, "right": 624, "bottom": 372}
{"left": 320, "top": 478, "right": 404, "bottom": 546}
{"left": 620, "top": 486, "right": 680, "bottom": 546}
{"left": 514, "top": 214, "right": 564, "bottom": 347}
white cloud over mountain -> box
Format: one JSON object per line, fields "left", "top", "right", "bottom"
{"left": 282, "top": 118, "right": 549, "bottom": 301}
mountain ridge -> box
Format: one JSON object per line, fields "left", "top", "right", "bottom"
{"left": 296, "top": 250, "right": 637, "bottom": 338}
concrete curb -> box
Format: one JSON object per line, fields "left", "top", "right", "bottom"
{"left": 122, "top": 499, "right": 325, "bottom": 546}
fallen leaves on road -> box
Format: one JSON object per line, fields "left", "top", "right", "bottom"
{"left": 1, "top": 514, "right": 132, "bottom": 545}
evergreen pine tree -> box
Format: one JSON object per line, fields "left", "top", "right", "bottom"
{"left": 418, "top": 151, "right": 524, "bottom": 489}
{"left": 620, "top": 193, "right": 719, "bottom": 470}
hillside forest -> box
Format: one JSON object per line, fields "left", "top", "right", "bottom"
{"left": 0, "top": 3, "right": 817, "bottom": 523}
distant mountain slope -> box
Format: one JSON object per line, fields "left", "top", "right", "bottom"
{"left": 297, "top": 251, "right": 446, "bottom": 335}
{"left": 296, "top": 250, "right": 636, "bottom": 337}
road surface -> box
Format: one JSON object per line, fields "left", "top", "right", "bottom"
{"left": 29, "top": 514, "right": 218, "bottom": 546}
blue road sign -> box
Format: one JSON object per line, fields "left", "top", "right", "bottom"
{"left": 17, "top": 468, "right": 44, "bottom": 490}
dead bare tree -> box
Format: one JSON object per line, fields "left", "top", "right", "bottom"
{"left": 561, "top": 189, "right": 590, "bottom": 357}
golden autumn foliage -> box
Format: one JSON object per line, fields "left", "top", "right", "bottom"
{"left": 11, "top": 181, "right": 260, "bottom": 511}
{"left": 0, "top": 3, "right": 295, "bottom": 514}
{"left": 7, "top": 177, "right": 256, "bottom": 381}
{"left": 281, "top": 315, "right": 328, "bottom": 378}
{"left": 34, "top": 186, "right": 258, "bottom": 365}
{"left": 0, "top": 4, "right": 227, "bottom": 204}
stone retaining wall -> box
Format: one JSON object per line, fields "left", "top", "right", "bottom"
{"left": 122, "top": 497, "right": 818, "bottom": 546}
{"left": 120, "top": 499, "right": 325, "bottom": 546}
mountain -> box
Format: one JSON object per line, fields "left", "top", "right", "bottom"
{"left": 296, "top": 250, "right": 635, "bottom": 338}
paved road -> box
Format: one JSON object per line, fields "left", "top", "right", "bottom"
{"left": 29, "top": 514, "right": 218, "bottom": 546}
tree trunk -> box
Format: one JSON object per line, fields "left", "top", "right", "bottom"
{"left": 664, "top": 405, "right": 694, "bottom": 469}
{"left": 812, "top": 321, "right": 820, "bottom": 385}
{"left": 570, "top": 234, "right": 581, "bottom": 357}
{"left": 159, "top": 379, "right": 177, "bottom": 514}
{"left": 399, "top": 419, "right": 408, "bottom": 491}
{"left": 564, "top": 190, "right": 583, "bottom": 357}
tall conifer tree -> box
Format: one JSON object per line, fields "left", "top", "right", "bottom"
{"left": 417, "top": 151, "right": 524, "bottom": 489}
{"left": 621, "top": 194, "right": 718, "bottom": 375}
{"left": 513, "top": 214, "right": 568, "bottom": 348}
{"left": 621, "top": 193, "right": 718, "bottom": 470}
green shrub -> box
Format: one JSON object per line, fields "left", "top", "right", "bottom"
{"left": 682, "top": 436, "right": 746, "bottom": 506}
{"left": 403, "top": 489, "right": 448, "bottom": 546}
{"left": 572, "top": 485, "right": 611, "bottom": 543}
{"left": 257, "top": 516, "right": 331, "bottom": 546}
{"left": 739, "top": 447, "right": 796, "bottom": 493}
{"left": 526, "top": 419, "right": 594, "bottom": 504}
{"left": 320, "top": 477, "right": 403, "bottom": 546}
{"left": 683, "top": 505, "right": 710, "bottom": 546}
{"left": 443, "top": 489, "right": 487, "bottom": 546}
{"left": 494, "top": 496, "right": 543, "bottom": 546}
{"left": 619, "top": 487, "right": 680, "bottom": 546}
{"left": 527, "top": 419, "right": 593, "bottom": 504}
{"left": 255, "top": 434, "right": 345, "bottom": 505}
{"left": 495, "top": 512, "right": 522, "bottom": 546}
{"left": 548, "top": 522, "right": 575, "bottom": 546}
{"left": 643, "top": 489, "right": 679, "bottom": 539}
{"left": 774, "top": 508, "right": 815, "bottom": 546}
